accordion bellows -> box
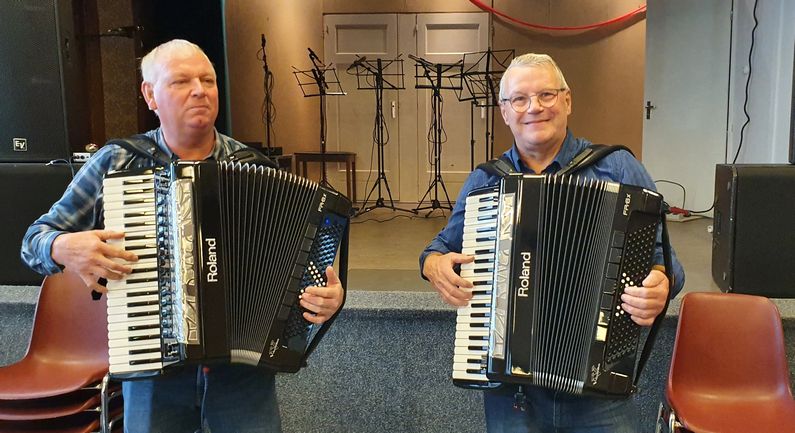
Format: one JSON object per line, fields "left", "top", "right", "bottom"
{"left": 103, "top": 161, "right": 350, "bottom": 380}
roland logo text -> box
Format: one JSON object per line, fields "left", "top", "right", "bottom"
{"left": 206, "top": 238, "right": 219, "bottom": 283}
{"left": 518, "top": 251, "right": 531, "bottom": 297}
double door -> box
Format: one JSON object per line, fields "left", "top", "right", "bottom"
{"left": 324, "top": 13, "right": 490, "bottom": 204}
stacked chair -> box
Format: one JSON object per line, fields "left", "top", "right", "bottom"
{"left": 0, "top": 271, "right": 122, "bottom": 432}
{"left": 659, "top": 291, "right": 795, "bottom": 433}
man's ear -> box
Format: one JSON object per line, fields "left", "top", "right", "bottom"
{"left": 141, "top": 81, "right": 157, "bottom": 111}
{"left": 564, "top": 90, "right": 572, "bottom": 115}
{"left": 499, "top": 102, "right": 510, "bottom": 125}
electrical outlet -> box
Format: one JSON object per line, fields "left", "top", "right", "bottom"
{"left": 72, "top": 152, "right": 91, "bottom": 163}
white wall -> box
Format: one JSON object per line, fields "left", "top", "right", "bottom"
{"left": 728, "top": 0, "right": 795, "bottom": 163}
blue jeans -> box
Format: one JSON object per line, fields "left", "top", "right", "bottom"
{"left": 484, "top": 384, "right": 639, "bottom": 433}
{"left": 122, "top": 364, "right": 281, "bottom": 433}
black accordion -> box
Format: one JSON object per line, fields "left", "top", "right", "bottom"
{"left": 453, "top": 173, "right": 662, "bottom": 396}
{"left": 102, "top": 161, "right": 351, "bottom": 380}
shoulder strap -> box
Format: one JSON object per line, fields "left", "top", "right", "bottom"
{"left": 633, "top": 209, "right": 674, "bottom": 390}
{"left": 475, "top": 154, "right": 516, "bottom": 178}
{"left": 558, "top": 144, "right": 634, "bottom": 176}
{"left": 104, "top": 134, "right": 170, "bottom": 167}
{"left": 475, "top": 144, "right": 635, "bottom": 179}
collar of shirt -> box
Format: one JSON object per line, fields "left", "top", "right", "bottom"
{"left": 506, "top": 129, "right": 586, "bottom": 174}
{"left": 153, "top": 127, "right": 223, "bottom": 161}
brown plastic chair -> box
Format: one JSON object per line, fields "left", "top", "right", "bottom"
{"left": 0, "top": 272, "right": 108, "bottom": 399}
{"left": 0, "top": 400, "right": 123, "bottom": 432}
{"left": 662, "top": 292, "right": 795, "bottom": 433}
{"left": 0, "top": 382, "right": 120, "bottom": 421}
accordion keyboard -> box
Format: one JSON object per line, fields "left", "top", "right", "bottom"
{"left": 103, "top": 173, "right": 165, "bottom": 375}
{"left": 452, "top": 189, "right": 499, "bottom": 385}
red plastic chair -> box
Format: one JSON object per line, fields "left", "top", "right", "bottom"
{"left": 0, "top": 272, "right": 109, "bottom": 400}
{"left": 661, "top": 292, "right": 795, "bottom": 433}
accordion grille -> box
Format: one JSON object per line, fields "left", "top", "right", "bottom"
{"left": 217, "top": 162, "right": 317, "bottom": 362}
{"left": 530, "top": 176, "right": 616, "bottom": 394}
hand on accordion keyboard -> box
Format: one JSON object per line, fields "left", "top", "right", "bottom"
{"left": 50, "top": 230, "right": 138, "bottom": 293}
{"left": 422, "top": 252, "right": 474, "bottom": 307}
{"left": 619, "top": 269, "right": 670, "bottom": 327}
{"left": 299, "top": 266, "right": 345, "bottom": 325}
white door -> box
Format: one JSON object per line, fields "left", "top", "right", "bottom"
{"left": 324, "top": 14, "right": 399, "bottom": 203}
{"left": 642, "top": 0, "right": 732, "bottom": 213}
{"left": 325, "top": 12, "right": 489, "bottom": 206}
{"left": 410, "top": 12, "right": 490, "bottom": 207}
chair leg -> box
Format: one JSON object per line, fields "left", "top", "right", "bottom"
{"left": 100, "top": 373, "right": 109, "bottom": 433}
{"left": 656, "top": 401, "right": 689, "bottom": 433}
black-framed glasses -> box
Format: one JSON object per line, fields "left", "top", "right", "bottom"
{"left": 501, "top": 88, "right": 567, "bottom": 113}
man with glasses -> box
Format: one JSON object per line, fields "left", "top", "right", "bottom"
{"left": 420, "top": 53, "right": 684, "bottom": 432}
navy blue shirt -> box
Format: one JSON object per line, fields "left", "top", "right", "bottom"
{"left": 420, "top": 131, "right": 685, "bottom": 297}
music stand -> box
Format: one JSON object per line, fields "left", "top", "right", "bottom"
{"left": 410, "top": 54, "right": 463, "bottom": 216}
{"left": 455, "top": 49, "right": 514, "bottom": 169}
{"left": 292, "top": 48, "right": 345, "bottom": 188}
{"left": 347, "top": 55, "right": 415, "bottom": 216}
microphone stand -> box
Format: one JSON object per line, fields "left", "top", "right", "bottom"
{"left": 308, "top": 49, "right": 331, "bottom": 186}
{"left": 259, "top": 34, "right": 275, "bottom": 153}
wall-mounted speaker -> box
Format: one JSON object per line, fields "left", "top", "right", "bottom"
{"left": 0, "top": 0, "right": 88, "bottom": 162}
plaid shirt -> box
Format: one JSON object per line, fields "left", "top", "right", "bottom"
{"left": 21, "top": 128, "right": 247, "bottom": 275}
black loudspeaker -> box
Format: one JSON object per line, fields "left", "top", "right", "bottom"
{"left": 712, "top": 164, "right": 795, "bottom": 297}
{"left": 0, "top": 162, "right": 78, "bottom": 285}
{"left": 0, "top": 0, "right": 87, "bottom": 162}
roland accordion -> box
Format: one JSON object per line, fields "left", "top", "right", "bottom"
{"left": 102, "top": 160, "right": 351, "bottom": 380}
{"left": 453, "top": 173, "right": 663, "bottom": 396}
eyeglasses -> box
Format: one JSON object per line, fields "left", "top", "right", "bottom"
{"left": 501, "top": 88, "right": 567, "bottom": 113}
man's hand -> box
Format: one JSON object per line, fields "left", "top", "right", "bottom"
{"left": 423, "top": 252, "right": 474, "bottom": 307}
{"left": 51, "top": 230, "right": 138, "bottom": 293}
{"left": 300, "top": 266, "right": 344, "bottom": 325}
{"left": 620, "top": 269, "right": 669, "bottom": 326}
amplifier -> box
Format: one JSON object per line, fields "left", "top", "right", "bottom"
{"left": 712, "top": 164, "right": 795, "bottom": 297}
{"left": 0, "top": 163, "right": 79, "bottom": 285}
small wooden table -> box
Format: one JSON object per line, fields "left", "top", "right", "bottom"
{"left": 293, "top": 151, "right": 356, "bottom": 201}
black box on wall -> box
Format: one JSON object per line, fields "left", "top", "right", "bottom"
{"left": 0, "top": 0, "right": 88, "bottom": 162}
{"left": 712, "top": 164, "right": 795, "bottom": 297}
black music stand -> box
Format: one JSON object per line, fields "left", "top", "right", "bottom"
{"left": 347, "top": 55, "right": 416, "bottom": 216}
{"left": 455, "top": 49, "right": 514, "bottom": 169}
{"left": 410, "top": 54, "right": 463, "bottom": 217}
{"left": 293, "top": 48, "right": 345, "bottom": 188}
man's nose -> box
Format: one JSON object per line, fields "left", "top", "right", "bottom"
{"left": 189, "top": 78, "right": 206, "bottom": 96}
{"left": 526, "top": 95, "right": 545, "bottom": 113}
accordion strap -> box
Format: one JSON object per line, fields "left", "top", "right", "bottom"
{"left": 105, "top": 134, "right": 171, "bottom": 167}
{"left": 557, "top": 144, "right": 634, "bottom": 176}
{"left": 301, "top": 221, "right": 350, "bottom": 365}
{"left": 633, "top": 210, "right": 674, "bottom": 390}
{"left": 476, "top": 144, "right": 634, "bottom": 178}
{"left": 475, "top": 154, "right": 516, "bottom": 177}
